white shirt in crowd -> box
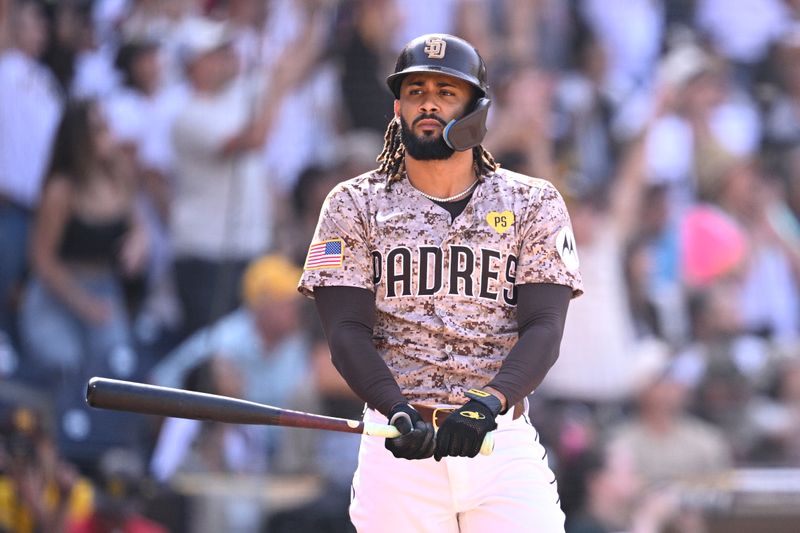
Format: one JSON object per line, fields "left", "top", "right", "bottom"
{"left": 0, "top": 50, "right": 62, "bottom": 208}
{"left": 170, "top": 75, "right": 272, "bottom": 260}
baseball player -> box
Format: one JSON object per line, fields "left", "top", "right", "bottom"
{"left": 299, "top": 34, "right": 583, "bottom": 532}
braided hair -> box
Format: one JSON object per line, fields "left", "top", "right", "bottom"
{"left": 377, "top": 117, "right": 499, "bottom": 186}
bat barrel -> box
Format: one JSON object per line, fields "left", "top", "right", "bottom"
{"left": 85, "top": 377, "right": 366, "bottom": 434}
{"left": 86, "top": 377, "right": 279, "bottom": 424}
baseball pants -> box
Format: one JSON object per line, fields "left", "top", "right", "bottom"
{"left": 350, "top": 401, "right": 566, "bottom": 532}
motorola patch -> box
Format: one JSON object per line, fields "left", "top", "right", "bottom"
{"left": 555, "top": 226, "right": 579, "bottom": 272}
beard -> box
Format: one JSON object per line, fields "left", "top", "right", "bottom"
{"left": 400, "top": 115, "right": 455, "bottom": 160}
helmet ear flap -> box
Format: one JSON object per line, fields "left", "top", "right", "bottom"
{"left": 443, "top": 97, "right": 491, "bottom": 151}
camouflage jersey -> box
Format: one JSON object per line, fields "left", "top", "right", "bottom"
{"left": 298, "top": 169, "right": 584, "bottom": 406}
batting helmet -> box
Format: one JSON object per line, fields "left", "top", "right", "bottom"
{"left": 387, "top": 34, "right": 491, "bottom": 152}
{"left": 386, "top": 34, "right": 488, "bottom": 99}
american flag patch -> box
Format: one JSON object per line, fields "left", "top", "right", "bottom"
{"left": 304, "top": 239, "right": 344, "bottom": 270}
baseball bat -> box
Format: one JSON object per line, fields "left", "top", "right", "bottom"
{"left": 86, "top": 377, "right": 494, "bottom": 455}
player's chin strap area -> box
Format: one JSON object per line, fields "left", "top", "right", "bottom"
{"left": 443, "top": 97, "right": 491, "bottom": 152}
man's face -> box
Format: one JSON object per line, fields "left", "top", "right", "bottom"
{"left": 394, "top": 72, "right": 473, "bottom": 160}
{"left": 251, "top": 295, "right": 300, "bottom": 344}
{"left": 15, "top": 2, "right": 48, "bottom": 58}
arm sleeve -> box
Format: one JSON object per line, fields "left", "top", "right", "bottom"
{"left": 485, "top": 283, "right": 572, "bottom": 410}
{"left": 313, "top": 285, "right": 407, "bottom": 416}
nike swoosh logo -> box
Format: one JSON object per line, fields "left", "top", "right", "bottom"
{"left": 376, "top": 211, "right": 402, "bottom": 223}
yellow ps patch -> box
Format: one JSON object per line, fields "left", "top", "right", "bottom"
{"left": 486, "top": 211, "right": 514, "bottom": 234}
{"left": 459, "top": 411, "right": 486, "bottom": 420}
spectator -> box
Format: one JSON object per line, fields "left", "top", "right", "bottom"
{"left": 712, "top": 160, "right": 800, "bottom": 344}
{"left": 609, "top": 344, "right": 732, "bottom": 486}
{"left": 0, "top": 402, "right": 94, "bottom": 533}
{"left": 169, "top": 15, "right": 321, "bottom": 337}
{"left": 560, "top": 440, "right": 705, "bottom": 533}
{"left": 16, "top": 98, "right": 149, "bottom": 469}
{"left": 0, "top": 0, "right": 62, "bottom": 338}
{"left": 19, "top": 99, "right": 148, "bottom": 384}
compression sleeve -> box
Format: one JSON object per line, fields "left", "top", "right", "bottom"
{"left": 485, "top": 283, "right": 572, "bottom": 411}
{"left": 313, "top": 285, "right": 407, "bottom": 416}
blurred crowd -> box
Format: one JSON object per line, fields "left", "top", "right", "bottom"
{"left": 1, "top": 0, "right": 799, "bottom": 532}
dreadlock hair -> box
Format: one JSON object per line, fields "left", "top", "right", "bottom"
{"left": 377, "top": 117, "right": 499, "bottom": 186}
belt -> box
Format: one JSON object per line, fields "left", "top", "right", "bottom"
{"left": 412, "top": 402, "right": 525, "bottom": 429}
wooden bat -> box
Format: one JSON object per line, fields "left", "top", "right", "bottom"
{"left": 85, "top": 377, "right": 494, "bottom": 455}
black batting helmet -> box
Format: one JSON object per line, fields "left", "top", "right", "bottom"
{"left": 386, "top": 34, "right": 488, "bottom": 99}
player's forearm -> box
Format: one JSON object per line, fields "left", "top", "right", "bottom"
{"left": 314, "top": 286, "right": 407, "bottom": 416}
{"left": 486, "top": 322, "right": 561, "bottom": 409}
{"left": 485, "top": 283, "right": 571, "bottom": 410}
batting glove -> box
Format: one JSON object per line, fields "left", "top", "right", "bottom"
{"left": 434, "top": 389, "right": 501, "bottom": 461}
{"left": 385, "top": 403, "right": 436, "bottom": 460}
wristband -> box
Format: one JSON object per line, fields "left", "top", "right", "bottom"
{"left": 465, "top": 388, "right": 502, "bottom": 417}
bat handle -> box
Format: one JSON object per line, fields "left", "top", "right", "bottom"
{"left": 363, "top": 422, "right": 495, "bottom": 456}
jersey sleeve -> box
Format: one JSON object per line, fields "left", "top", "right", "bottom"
{"left": 516, "top": 182, "right": 584, "bottom": 297}
{"left": 298, "top": 183, "right": 374, "bottom": 297}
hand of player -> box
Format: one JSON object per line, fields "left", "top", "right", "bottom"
{"left": 434, "top": 390, "right": 501, "bottom": 461}
{"left": 385, "top": 403, "right": 435, "bottom": 460}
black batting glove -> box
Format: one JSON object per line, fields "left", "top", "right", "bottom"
{"left": 385, "top": 403, "right": 436, "bottom": 460}
{"left": 434, "top": 389, "right": 502, "bottom": 461}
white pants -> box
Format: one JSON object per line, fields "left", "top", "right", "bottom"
{"left": 350, "top": 403, "right": 565, "bottom": 533}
